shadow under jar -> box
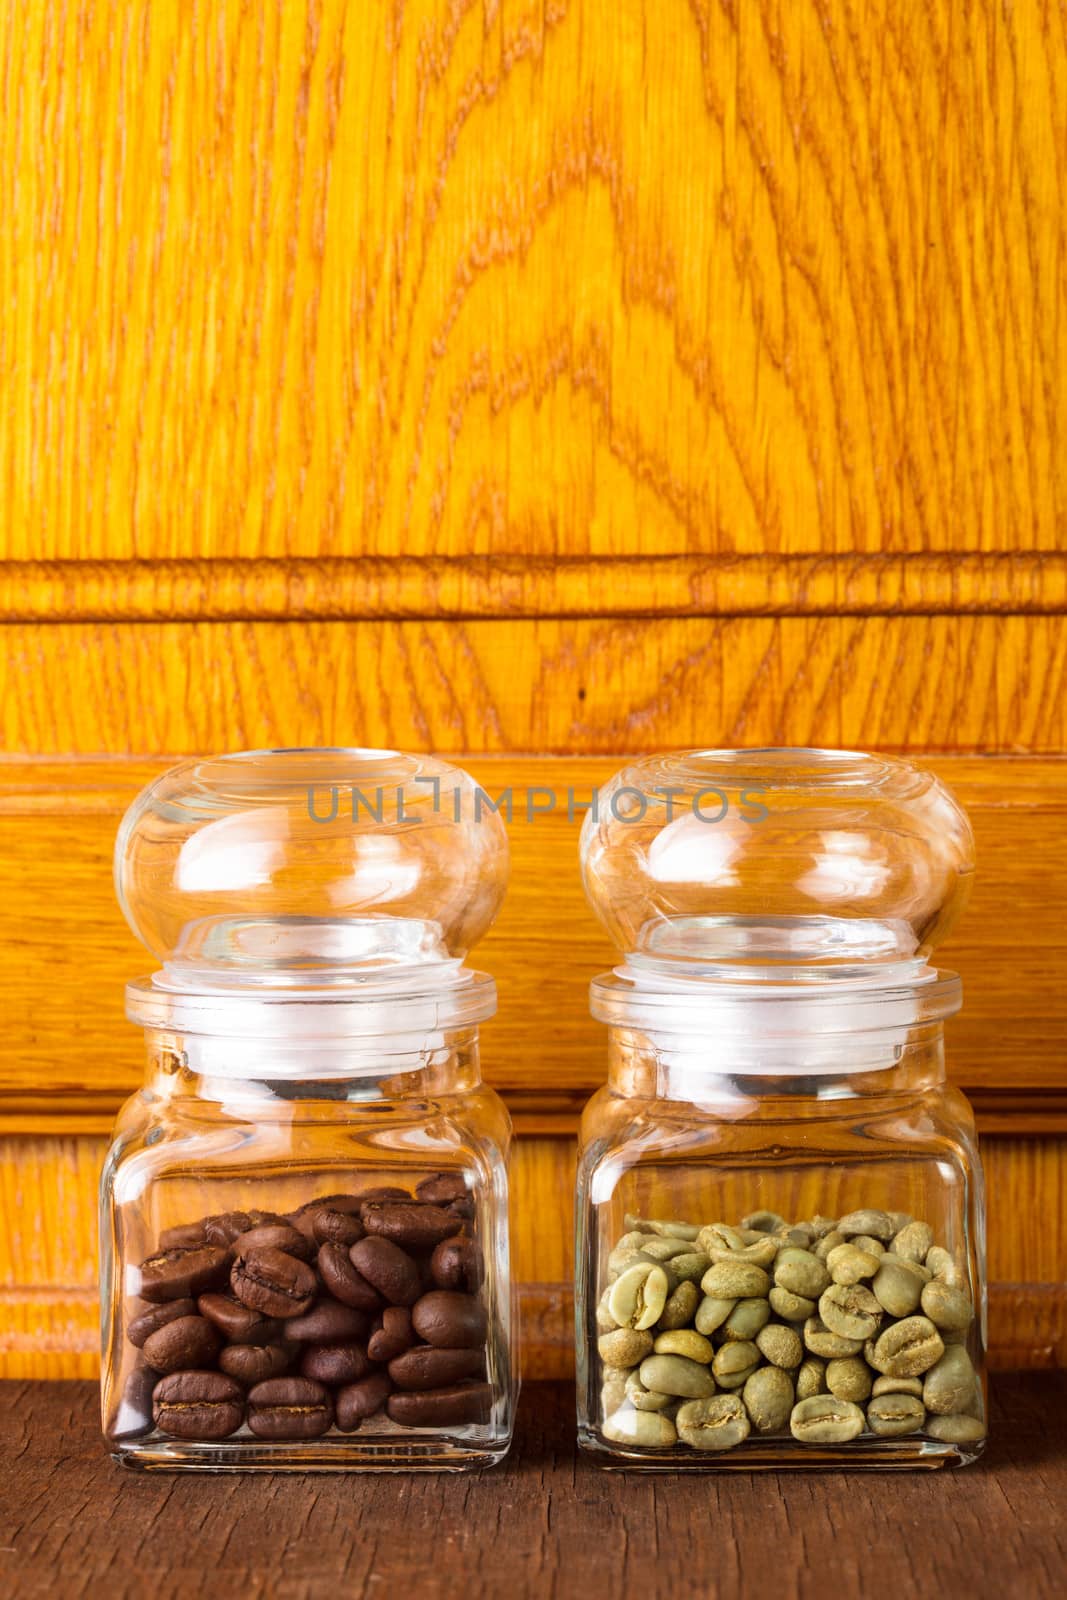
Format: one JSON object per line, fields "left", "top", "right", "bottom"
{"left": 574, "top": 748, "right": 987, "bottom": 1471}
{"left": 101, "top": 748, "right": 515, "bottom": 1472}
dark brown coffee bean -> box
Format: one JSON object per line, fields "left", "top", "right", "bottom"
{"left": 142, "top": 1314, "right": 221, "bottom": 1375}
{"left": 430, "top": 1236, "right": 481, "bottom": 1292}
{"left": 386, "top": 1383, "right": 492, "bottom": 1428}
{"left": 357, "top": 1186, "right": 413, "bottom": 1206}
{"left": 387, "top": 1346, "right": 485, "bottom": 1391}
{"left": 153, "top": 1371, "right": 244, "bottom": 1440}
{"left": 412, "top": 1290, "right": 487, "bottom": 1350}
{"left": 139, "top": 1246, "right": 231, "bottom": 1303}
{"left": 299, "top": 1343, "right": 371, "bottom": 1385}
{"left": 231, "top": 1248, "right": 316, "bottom": 1319}
{"left": 219, "top": 1341, "right": 296, "bottom": 1386}
{"left": 233, "top": 1223, "right": 316, "bottom": 1262}
{"left": 288, "top": 1195, "right": 365, "bottom": 1239}
{"left": 446, "top": 1195, "right": 476, "bottom": 1221}
{"left": 367, "top": 1306, "right": 415, "bottom": 1362}
{"left": 246, "top": 1377, "right": 333, "bottom": 1440}
{"left": 415, "top": 1173, "right": 469, "bottom": 1206}
{"left": 317, "top": 1242, "right": 382, "bottom": 1311}
{"left": 362, "top": 1202, "right": 459, "bottom": 1251}
{"left": 158, "top": 1221, "right": 208, "bottom": 1251}
{"left": 203, "top": 1211, "right": 284, "bottom": 1247}
{"left": 197, "top": 1293, "right": 281, "bottom": 1346}
{"left": 127, "top": 1298, "right": 198, "bottom": 1349}
{"left": 349, "top": 1237, "right": 421, "bottom": 1308}
{"left": 312, "top": 1209, "right": 366, "bottom": 1248}
{"left": 335, "top": 1373, "right": 393, "bottom": 1432}
{"left": 108, "top": 1365, "right": 158, "bottom": 1440}
{"left": 285, "top": 1298, "right": 371, "bottom": 1344}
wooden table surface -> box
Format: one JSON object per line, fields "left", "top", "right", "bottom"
{"left": 1, "top": 1378, "right": 1064, "bottom": 1599}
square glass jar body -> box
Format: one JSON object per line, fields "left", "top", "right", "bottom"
{"left": 102, "top": 1026, "right": 515, "bottom": 1472}
{"left": 576, "top": 1023, "right": 987, "bottom": 1472}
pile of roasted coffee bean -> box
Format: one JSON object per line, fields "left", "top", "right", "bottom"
{"left": 596, "top": 1209, "right": 985, "bottom": 1453}
{"left": 112, "top": 1176, "right": 493, "bottom": 1444}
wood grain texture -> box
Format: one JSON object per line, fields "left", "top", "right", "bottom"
{"left": 1, "top": 1132, "right": 1064, "bottom": 1377}
{"left": 1, "top": 1, "right": 1064, "bottom": 561}
{"left": 1, "top": 755, "right": 1064, "bottom": 1106}
{"left": 3, "top": 618, "right": 1067, "bottom": 754}
{"left": 1, "top": 1378, "right": 1065, "bottom": 1598}
{"left": 3, "top": 552, "right": 1067, "bottom": 621}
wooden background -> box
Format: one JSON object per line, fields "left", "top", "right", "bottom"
{"left": 1, "top": 0, "right": 1065, "bottom": 1377}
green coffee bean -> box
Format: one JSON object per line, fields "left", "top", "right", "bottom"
{"left": 891, "top": 1221, "right": 934, "bottom": 1263}
{"left": 813, "top": 1230, "right": 846, "bottom": 1262}
{"left": 818, "top": 1283, "right": 883, "bottom": 1341}
{"left": 826, "top": 1244, "right": 880, "bottom": 1285}
{"left": 810, "top": 1215, "right": 839, "bottom": 1240}
{"left": 638, "top": 1237, "right": 699, "bottom": 1263}
{"left": 866, "top": 1392, "right": 925, "bottom": 1437}
{"left": 607, "top": 1233, "right": 650, "bottom": 1276}
{"left": 803, "top": 1315, "right": 864, "bottom": 1359}
{"left": 925, "top": 1414, "right": 986, "bottom": 1443}
{"left": 694, "top": 1295, "right": 736, "bottom": 1335}
{"left": 721, "top": 1297, "right": 771, "bottom": 1342}
{"left": 921, "top": 1279, "right": 974, "bottom": 1332}
{"left": 675, "top": 1394, "right": 750, "bottom": 1451}
{"left": 790, "top": 1395, "right": 865, "bottom": 1443}
{"left": 769, "top": 1286, "right": 816, "bottom": 1322}
{"left": 658, "top": 1279, "right": 700, "bottom": 1330}
{"left": 701, "top": 1261, "right": 771, "bottom": 1299}
{"left": 836, "top": 1209, "right": 894, "bottom": 1242}
{"left": 774, "top": 1248, "right": 830, "bottom": 1299}
{"left": 595, "top": 1291, "right": 617, "bottom": 1332}
{"left": 871, "top": 1254, "right": 928, "bottom": 1317}
{"left": 742, "top": 1211, "right": 787, "bottom": 1234}
{"left": 602, "top": 1407, "right": 677, "bottom": 1447}
{"left": 625, "top": 1370, "right": 675, "bottom": 1412}
{"left": 925, "top": 1245, "right": 963, "bottom": 1287}
{"left": 639, "top": 1353, "right": 716, "bottom": 1399}
{"left": 653, "top": 1328, "right": 714, "bottom": 1364}
{"left": 848, "top": 1235, "right": 886, "bottom": 1258}
{"left": 598, "top": 1328, "right": 654, "bottom": 1368}
{"left": 712, "top": 1340, "right": 760, "bottom": 1390}
{"left": 607, "top": 1262, "right": 669, "bottom": 1330}
{"left": 743, "top": 1365, "right": 794, "bottom": 1433}
{"left": 886, "top": 1211, "right": 914, "bottom": 1235}
{"left": 871, "top": 1375, "right": 923, "bottom": 1398}
{"left": 625, "top": 1215, "right": 701, "bottom": 1241}
{"left": 756, "top": 1323, "right": 803, "bottom": 1369}
{"left": 778, "top": 1222, "right": 815, "bottom": 1249}
{"left": 869, "top": 1315, "right": 944, "bottom": 1377}
{"left": 922, "top": 1345, "right": 977, "bottom": 1415}
{"left": 600, "top": 1369, "right": 630, "bottom": 1413}
{"left": 696, "top": 1224, "right": 747, "bottom": 1256}
{"left": 706, "top": 1236, "right": 779, "bottom": 1270}
{"left": 667, "top": 1252, "right": 712, "bottom": 1284}
{"left": 795, "top": 1357, "right": 827, "bottom": 1399}
{"left": 825, "top": 1356, "right": 872, "bottom": 1403}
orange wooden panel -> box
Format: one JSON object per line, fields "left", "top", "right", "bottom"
{"left": 1, "top": 1, "right": 1063, "bottom": 561}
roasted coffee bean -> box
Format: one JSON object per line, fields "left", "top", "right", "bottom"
{"left": 349, "top": 1236, "right": 421, "bottom": 1308}
{"left": 197, "top": 1293, "right": 281, "bottom": 1346}
{"left": 311, "top": 1209, "right": 366, "bottom": 1248}
{"left": 158, "top": 1222, "right": 208, "bottom": 1251}
{"left": 219, "top": 1341, "right": 296, "bottom": 1386}
{"left": 790, "top": 1394, "right": 866, "bottom": 1443}
{"left": 361, "top": 1201, "right": 459, "bottom": 1251}
{"left": 233, "top": 1223, "right": 316, "bottom": 1262}
{"left": 108, "top": 1366, "right": 158, "bottom": 1440}
{"left": 367, "top": 1306, "right": 416, "bottom": 1363}
{"left": 300, "top": 1342, "right": 372, "bottom": 1385}
{"left": 316, "top": 1242, "right": 382, "bottom": 1311}
{"left": 142, "top": 1314, "right": 221, "bottom": 1375}
{"left": 139, "top": 1246, "right": 231, "bottom": 1304}
{"left": 357, "top": 1186, "right": 414, "bottom": 1206}
{"left": 127, "top": 1298, "right": 198, "bottom": 1349}
{"left": 415, "top": 1173, "right": 470, "bottom": 1206}
{"left": 246, "top": 1377, "right": 333, "bottom": 1440}
{"left": 153, "top": 1371, "right": 244, "bottom": 1440}
{"left": 203, "top": 1211, "right": 285, "bottom": 1247}
{"left": 386, "top": 1382, "right": 493, "bottom": 1428}
{"left": 231, "top": 1247, "right": 316, "bottom": 1319}
{"left": 288, "top": 1195, "right": 365, "bottom": 1240}
{"left": 430, "top": 1235, "right": 481, "bottom": 1292}
{"left": 335, "top": 1373, "right": 393, "bottom": 1431}
{"left": 285, "top": 1298, "right": 371, "bottom": 1344}
{"left": 412, "top": 1290, "right": 487, "bottom": 1350}
{"left": 388, "top": 1346, "right": 485, "bottom": 1391}
{"left": 446, "top": 1194, "right": 476, "bottom": 1221}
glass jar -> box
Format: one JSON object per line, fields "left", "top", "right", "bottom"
{"left": 101, "top": 748, "right": 515, "bottom": 1471}
{"left": 575, "top": 749, "right": 987, "bottom": 1470}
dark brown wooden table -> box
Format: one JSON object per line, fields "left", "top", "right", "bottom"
{"left": 1, "top": 1377, "right": 1064, "bottom": 1598}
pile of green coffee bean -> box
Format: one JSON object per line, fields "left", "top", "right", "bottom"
{"left": 595, "top": 1208, "right": 985, "bottom": 1453}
